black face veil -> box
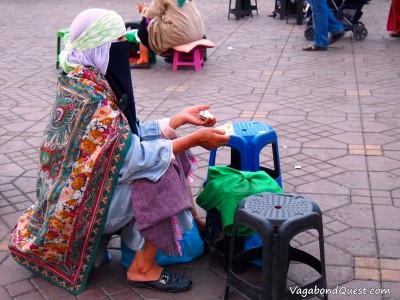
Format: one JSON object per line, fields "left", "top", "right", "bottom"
{"left": 105, "top": 41, "right": 138, "bottom": 135}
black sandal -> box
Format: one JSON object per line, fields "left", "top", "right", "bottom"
{"left": 302, "top": 44, "right": 328, "bottom": 51}
{"left": 128, "top": 269, "right": 192, "bottom": 293}
{"left": 130, "top": 62, "right": 151, "bottom": 69}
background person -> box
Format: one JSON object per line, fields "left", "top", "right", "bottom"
{"left": 303, "top": 0, "right": 345, "bottom": 51}
{"left": 132, "top": 0, "right": 205, "bottom": 68}
{"left": 387, "top": 0, "right": 400, "bottom": 37}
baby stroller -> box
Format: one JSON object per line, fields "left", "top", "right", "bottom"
{"left": 304, "top": 0, "right": 368, "bottom": 41}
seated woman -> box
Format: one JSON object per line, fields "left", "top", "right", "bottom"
{"left": 8, "top": 8, "right": 229, "bottom": 295}
{"left": 132, "top": 0, "right": 206, "bottom": 68}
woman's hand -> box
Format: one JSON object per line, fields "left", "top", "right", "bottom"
{"left": 169, "top": 105, "right": 217, "bottom": 130}
{"left": 194, "top": 127, "right": 230, "bottom": 150}
{"left": 171, "top": 127, "right": 229, "bottom": 154}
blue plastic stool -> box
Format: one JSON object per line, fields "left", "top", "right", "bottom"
{"left": 209, "top": 121, "right": 282, "bottom": 187}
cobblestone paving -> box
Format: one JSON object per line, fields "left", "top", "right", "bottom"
{"left": 0, "top": 0, "right": 399, "bottom": 299}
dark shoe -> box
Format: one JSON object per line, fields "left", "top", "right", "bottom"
{"left": 302, "top": 44, "right": 328, "bottom": 51}
{"left": 160, "top": 49, "right": 175, "bottom": 57}
{"left": 128, "top": 269, "right": 192, "bottom": 293}
{"left": 130, "top": 62, "right": 151, "bottom": 69}
{"left": 390, "top": 31, "right": 400, "bottom": 37}
{"left": 164, "top": 56, "right": 173, "bottom": 63}
{"left": 329, "top": 30, "right": 345, "bottom": 44}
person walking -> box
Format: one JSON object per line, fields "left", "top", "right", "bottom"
{"left": 303, "top": 0, "right": 345, "bottom": 51}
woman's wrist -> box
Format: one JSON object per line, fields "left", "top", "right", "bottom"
{"left": 171, "top": 132, "right": 198, "bottom": 155}
{"left": 159, "top": 118, "right": 177, "bottom": 139}
{"left": 169, "top": 113, "right": 184, "bottom": 130}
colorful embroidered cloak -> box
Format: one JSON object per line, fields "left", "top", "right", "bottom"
{"left": 8, "top": 66, "right": 131, "bottom": 294}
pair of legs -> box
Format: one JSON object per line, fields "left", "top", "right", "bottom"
{"left": 127, "top": 239, "right": 192, "bottom": 292}
{"left": 304, "top": 0, "right": 344, "bottom": 50}
{"left": 127, "top": 192, "right": 205, "bottom": 281}
{"left": 127, "top": 239, "right": 162, "bottom": 281}
{"left": 134, "top": 18, "right": 208, "bottom": 65}
{"left": 133, "top": 18, "right": 152, "bottom": 66}
{"left": 126, "top": 189, "right": 203, "bottom": 290}
{"left": 134, "top": 18, "right": 176, "bottom": 66}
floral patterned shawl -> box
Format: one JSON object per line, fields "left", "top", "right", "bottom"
{"left": 8, "top": 66, "right": 131, "bottom": 294}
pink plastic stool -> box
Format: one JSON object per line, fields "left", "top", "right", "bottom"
{"left": 173, "top": 47, "right": 203, "bottom": 71}
{"left": 172, "top": 39, "right": 214, "bottom": 71}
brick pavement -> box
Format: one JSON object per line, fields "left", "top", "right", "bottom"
{"left": 0, "top": 0, "right": 399, "bottom": 299}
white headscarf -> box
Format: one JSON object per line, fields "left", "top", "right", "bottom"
{"left": 59, "top": 8, "right": 126, "bottom": 75}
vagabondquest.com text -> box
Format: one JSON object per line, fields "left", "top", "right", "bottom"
{"left": 289, "top": 286, "right": 391, "bottom": 298}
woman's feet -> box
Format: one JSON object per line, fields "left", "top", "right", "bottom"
{"left": 131, "top": 43, "right": 151, "bottom": 69}
{"left": 127, "top": 269, "right": 192, "bottom": 292}
{"left": 126, "top": 240, "right": 192, "bottom": 292}
{"left": 130, "top": 61, "right": 151, "bottom": 69}
{"left": 390, "top": 31, "right": 400, "bottom": 37}
{"left": 127, "top": 261, "right": 163, "bottom": 282}
{"left": 302, "top": 43, "right": 328, "bottom": 51}
{"left": 194, "top": 215, "right": 206, "bottom": 232}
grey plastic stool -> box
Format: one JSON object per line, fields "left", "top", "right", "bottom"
{"left": 224, "top": 193, "right": 327, "bottom": 300}
{"left": 228, "top": 0, "right": 258, "bottom": 20}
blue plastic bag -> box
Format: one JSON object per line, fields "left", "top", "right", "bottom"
{"left": 244, "top": 233, "right": 263, "bottom": 267}
{"left": 121, "top": 220, "right": 204, "bottom": 268}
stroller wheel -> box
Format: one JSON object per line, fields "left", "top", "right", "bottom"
{"left": 304, "top": 26, "right": 314, "bottom": 41}
{"left": 353, "top": 25, "right": 368, "bottom": 41}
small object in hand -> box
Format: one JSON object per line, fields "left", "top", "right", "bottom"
{"left": 198, "top": 110, "right": 214, "bottom": 120}
{"left": 216, "top": 122, "right": 234, "bottom": 136}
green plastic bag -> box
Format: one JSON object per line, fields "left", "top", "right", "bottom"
{"left": 197, "top": 166, "right": 283, "bottom": 236}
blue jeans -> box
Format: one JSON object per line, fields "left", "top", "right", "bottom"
{"left": 309, "top": 0, "right": 344, "bottom": 47}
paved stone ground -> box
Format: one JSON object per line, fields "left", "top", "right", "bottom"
{"left": 0, "top": 0, "right": 399, "bottom": 299}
